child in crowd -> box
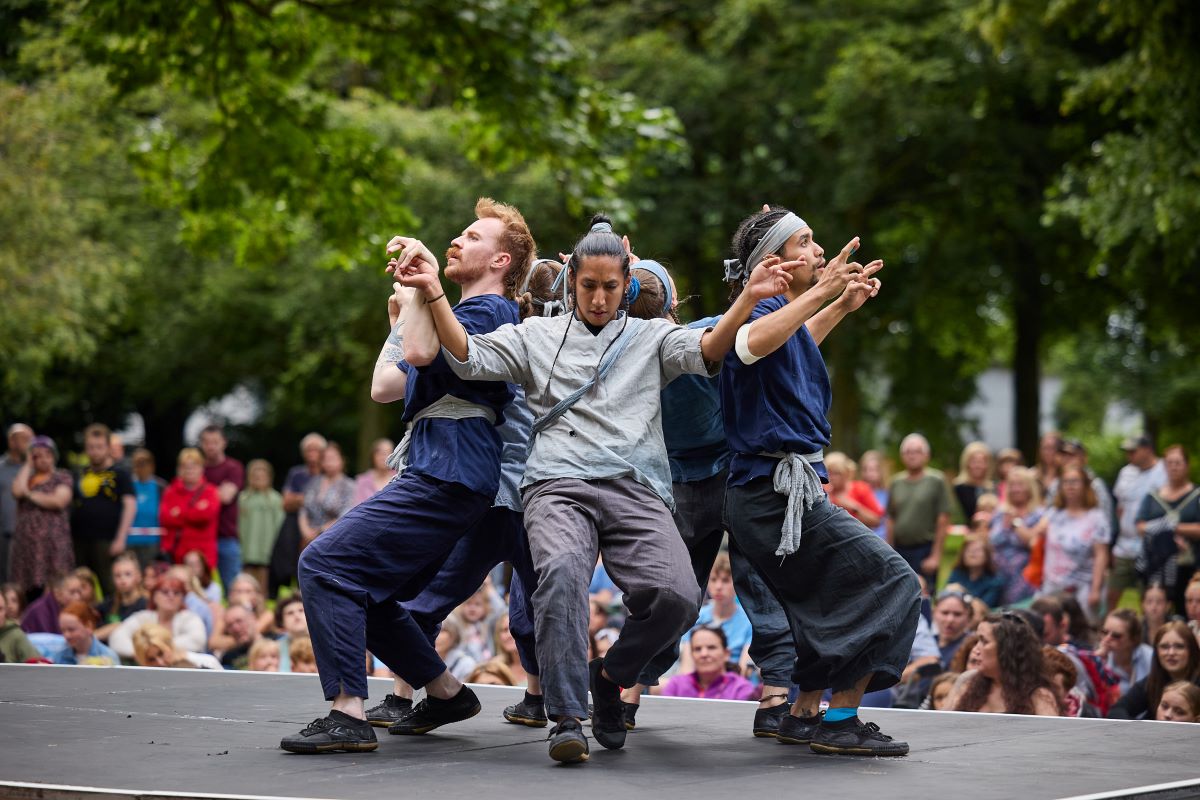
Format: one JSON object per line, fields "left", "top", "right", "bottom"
{"left": 132, "top": 623, "right": 220, "bottom": 669}
{"left": 54, "top": 602, "right": 118, "bottom": 666}
{"left": 183, "top": 550, "right": 222, "bottom": 605}
{"left": 238, "top": 459, "right": 284, "bottom": 595}
{"left": 971, "top": 493, "right": 999, "bottom": 533}
{"left": 467, "top": 660, "right": 517, "bottom": 686}
{"left": 95, "top": 552, "right": 149, "bottom": 642}
{"left": 453, "top": 587, "right": 495, "bottom": 663}
{"left": 249, "top": 638, "right": 281, "bottom": 672}
{"left": 0, "top": 589, "right": 39, "bottom": 663}
{"left": 946, "top": 536, "right": 1006, "bottom": 609}
{"left": 1157, "top": 681, "right": 1200, "bottom": 723}
{"left": 289, "top": 636, "right": 317, "bottom": 674}
{"left": 274, "top": 594, "right": 309, "bottom": 672}
{"left": 72, "top": 567, "right": 99, "bottom": 606}
{"left": 2, "top": 583, "right": 24, "bottom": 622}
{"left": 926, "top": 672, "right": 960, "bottom": 710}
{"left": 677, "top": 553, "right": 752, "bottom": 675}
{"left": 435, "top": 616, "right": 477, "bottom": 681}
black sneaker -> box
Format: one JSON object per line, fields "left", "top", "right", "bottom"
{"left": 588, "top": 658, "right": 626, "bottom": 750}
{"left": 365, "top": 694, "right": 413, "bottom": 728}
{"left": 280, "top": 710, "right": 378, "bottom": 754}
{"left": 776, "top": 711, "right": 823, "bottom": 745}
{"left": 503, "top": 693, "right": 548, "bottom": 727}
{"left": 809, "top": 716, "right": 909, "bottom": 756}
{"left": 388, "top": 686, "right": 481, "bottom": 735}
{"left": 752, "top": 702, "right": 792, "bottom": 738}
{"left": 548, "top": 718, "right": 589, "bottom": 763}
{"left": 621, "top": 701, "right": 638, "bottom": 731}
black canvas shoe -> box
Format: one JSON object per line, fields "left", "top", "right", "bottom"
{"left": 548, "top": 718, "right": 589, "bottom": 763}
{"left": 588, "top": 658, "right": 626, "bottom": 750}
{"left": 776, "top": 711, "right": 823, "bottom": 745}
{"left": 503, "top": 693, "right": 548, "bottom": 727}
{"left": 809, "top": 716, "right": 909, "bottom": 756}
{"left": 365, "top": 694, "right": 413, "bottom": 728}
{"left": 621, "top": 701, "right": 638, "bottom": 731}
{"left": 280, "top": 710, "right": 378, "bottom": 754}
{"left": 388, "top": 686, "right": 481, "bottom": 735}
{"left": 752, "top": 702, "right": 792, "bottom": 738}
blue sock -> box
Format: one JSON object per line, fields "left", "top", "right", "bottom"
{"left": 824, "top": 707, "right": 857, "bottom": 723}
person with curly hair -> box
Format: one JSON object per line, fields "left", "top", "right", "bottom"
{"left": 947, "top": 613, "right": 1059, "bottom": 715}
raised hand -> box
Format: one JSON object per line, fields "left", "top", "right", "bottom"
{"left": 839, "top": 259, "right": 884, "bottom": 312}
{"left": 813, "top": 236, "right": 861, "bottom": 302}
{"left": 387, "top": 282, "right": 415, "bottom": 328}
{"left": 386, "top": 236, "right": 441, "bottom": 297}
{"left": 744, "top": 254, "right": 793, "bottom": 301}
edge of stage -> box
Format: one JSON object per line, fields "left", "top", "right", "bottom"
{"left": 2, "top": 664, "right": 1199, "bottom": 800}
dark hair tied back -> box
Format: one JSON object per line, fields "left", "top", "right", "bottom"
{"left": 569, "top": 213, "right": 629, "bottom": 277}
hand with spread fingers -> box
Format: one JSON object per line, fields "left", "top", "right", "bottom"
{"left": 386, "top": 236, "right": 441, "bottom": 298}
{"left": 839, "top": 259, "right": 884, "bottom": 312}
{"left": 813, "top": 236, "right": 862, "bottom": 302}
{"left": 744, "top": 254, "right": 794, "bottom": 301}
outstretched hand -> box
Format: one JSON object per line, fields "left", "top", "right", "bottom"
{"left": 813, "top": 236, "right": 861, "bottom": 302}
{"left": 386, "top": 236, "right": 441, "bottom": 297}
{"left": 839, "top": 259, "right": 884, "bottom": 312}
{"left": 743, "top": 254, "right": 793, "bottom": 301}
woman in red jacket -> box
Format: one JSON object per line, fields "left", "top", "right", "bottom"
{"left": 159, "top": 448, "right": 220, "bottom": 566}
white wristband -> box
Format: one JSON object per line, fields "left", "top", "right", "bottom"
{"left": 735, "top": 324, "right": 762, "bottom": 365}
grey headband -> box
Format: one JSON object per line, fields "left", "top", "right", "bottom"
{"left": 723, "top": 211, "right": 809, "bottom": 283}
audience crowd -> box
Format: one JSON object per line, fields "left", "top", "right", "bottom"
{"left": 2, "top": 420, "right": 1198, "bottom": 725}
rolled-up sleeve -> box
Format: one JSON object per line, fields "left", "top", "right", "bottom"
{"left": 659, "top": 325, "right": 716, "bottom": 381}
{"left": 443, "top": 322, "right": 531, "bottom": 385}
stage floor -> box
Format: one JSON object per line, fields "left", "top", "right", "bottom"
{"left": 1, "top": 664, "right": 1198, "bottom": 800}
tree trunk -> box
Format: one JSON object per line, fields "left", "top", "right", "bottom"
{"left": 140, "top": 401, "right": 191, "bottom": 471}
{"left": 356, "top": 383, "right": 394, "bottom": 473}
{"left": 1013, "top": 280, "right": 1042, "bottom": 459}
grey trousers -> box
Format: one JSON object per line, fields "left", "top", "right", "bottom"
{"left": 725, "top": 478, "right": 921, "bottom": 693}
{"left": 636, "top": 470, "right": 794, "bottom": 687}
{"left": 523, "top": 477, "right": 701, "bottom": 719}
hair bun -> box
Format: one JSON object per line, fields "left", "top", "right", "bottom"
{"left": 589, "top": 213, "right": 614, "bottom": 234}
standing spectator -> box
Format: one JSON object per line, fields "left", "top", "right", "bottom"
{"left": 108, "top": 433, "right": 130, "bottom": 473}
{"left": 1097, "top": 609, "right": 1154, "bottom": 696}
{"left": 353, "top": 438, "right": 396, "bottom": 505}
{"left": 0, "top": 423, "right": 34, "bottom": 581}
{"left": 127, "top": 448, "right": 166, "bottom": 565}
{"left": 70, "top": 424, "right": 136, "bottom": 597}
{"left": 94, "top": 552, "right": 149, "bottom": 642}
{"left": 238, "top": 459, "right": 284, "bottom": 595}
{"left": 0, "top": 587, "right": 39, "bottom": 663}
{"left": 948, "top": 613, "right": 1059, "bottom": 715}
{"left": 199, "top": 426, "right": 245, "bottom": 597}
{"left": 990, "top": 467, "right": 1044, "bottom": 605}
{"left": 823, "top": 452, "right": 884, "bottom": 530}
{"left": 1136, "top": 445, "right": 1200, "bottom": 610}
{"left": 1156, "top": 681, "right": 1200, "bottom": 722}
{"left": 953, "top": 441, "right": 994, "bottom": 523}
{"left": 1108, "top": 620, "right": 1200, "bottom": 720}
{"left": 159, "top": 448, "right": 220, "bottom": 567}
{"left": 298, "top": 442, "right": 355, "bottom": 548}
{"left": 53, "top": 601, "right": 118, "bottom": 665}
{"left": 272, "top": 433, "right": 326, "bottom": 596}
{"left": 9, "top": 436, "right": 73, "bottom": 598}
{"left": 994, "top": 447, "right": 1024, "bottom": 504}
{"left": 946, "top": 535, "right": 1006, "bottom": 608}
{"left": 109, "top": 574, "right": 207, "bottom": 659}
{"left": 1035, "top": 432, "right": 1063, "bottom": 498}
{"left": 860, "top": 450, "right": 891, "bottom": 539}
{"left": 654, "top": 626, "right": 758, "bottom": 701}
{"left": 1111, "top": 435, "right": 1168, "bottom": 611}
{"left": 1041, "top": 464, "right": 1111, "bottom": 614}
{"left": 1053, "top": 440, "right": 1114, "bottom": 526}
{"left": 887, "top": 433, "right": 955, "bottom": 582}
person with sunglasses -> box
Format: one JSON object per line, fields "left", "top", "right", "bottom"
{"left": 1096, "top": 609, "right": 1154, "bottom": 696}
{"left": 1108, "top": 620, "right": 1200, "bottom": 719}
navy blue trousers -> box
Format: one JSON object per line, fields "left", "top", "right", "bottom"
{"left": 298, "top": 472, "right": 493, "bottom": 700}
{"left": 403, "top": 506, "right": 540, "bottom": 677}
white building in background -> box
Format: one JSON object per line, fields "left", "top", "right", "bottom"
{"left": 114, "top": 385, "right": 262, "bottom": 447}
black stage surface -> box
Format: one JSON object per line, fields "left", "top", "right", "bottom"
{"left": 2, "top": 664, "right": 1199, "bottom": 800}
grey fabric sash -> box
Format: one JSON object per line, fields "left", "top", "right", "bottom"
{"left": 385, "top": 395, "right": 497, "bottom": 476}
{"left": 759, "top": 449, "right": 824, "bottom": 557}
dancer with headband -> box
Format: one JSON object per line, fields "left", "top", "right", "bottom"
{"left": 719, "top": 205, "right": 920, "bottom": 756}
{"left": 362, "top": 258, "right": 568, "bottom": 735}
{"left": 393, "top": 215, "right": 790, "bottom": 764}
{"left": 280, "top": 198, "right": 535, "bottom": 755}
{"left": 618, "top": 257, "right": 797, "bottom": 739}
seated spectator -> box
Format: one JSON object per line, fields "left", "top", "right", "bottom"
{"left": 167, "top": 565, "right": 215, "bottom": 638}
{"left": 893, "top": 614, "right": 941, "bottom": 708}
{"left": 132, "top": 623, "right": 220, "bottom": 669}
{"left": 223, "top": 572, "right": 275, "bottom": 637}
{"left": 216, "top": 603, "right": 260, "bottom": 669}
{"left": 926, "top": 672, "right": 960, "bottom": 710}
{"left": 248, "top": 637, "right": 281, "bottom": 672}
{"left": 678, "top": 553, "right": 752, "bottom": 674}
{"left": 948, "top": 613, "right": 1058, "bottom": 715}
{"left": 989, "top": 466, "right": 1043, "bottom": 605}
{"left": 589, "top": 556, "right": 619, "bottom": 606}
{"left": 109, "top": 575, "right": 207, "bottom": 659}
{"left": 493, "top": 612, "right": 527, "bottom": 686}
{"left": 352, "top": 439, "right": 396, "bottom": 505}
{"left": 589, "top": 598, "right": 610, "bottom": 637}
{"left": 289, "top": 635, "right": 317, "bottom": 673}
{"left": 969, "top": 493, "right": 1000, "bottom": 534}
{"left": 594, "top": 627, "right": 619, "bottom": 659}
{"left": 947, "top": 535, "right": 1006, "bottom": 608}
{"left": 467, "top": 659, "right": 517, "bottom": 686}
{"left": 453, "top": 586, "right": 496, "bottom": 663}
{"left": 1186, "top": 575, "right": 1200, "bottom": 642}
{"left": 1030, "top": 595, "right": 1114, "bottom": 712}
{"left": 182, "top": 550, "right": 222, "bottom": 605}
{"left": 72, "top": 566, "right": 99, "bottom": 606}
{"left": 933, "top": 589, "right": 975, "bottom": 670}
{"left": 436, "top": 616, "right": 477, "bottom": 681}
{"left": 1043, "top": 645, "right": 1095, "bottom": 717}
{"left": 1156, "top": 681, "right": 1200, "bottom": 723}
{"left": 1097, "top": 609, "right": 1154, "bottom": 696}
{"left": 53, "top": 601, "right": 118, "bottom": 666}
{"left": 1059, "top": 593, "right": 1099, "bottom": 650}
{"left": 823, "top": 451, "right": 884, "bottom": 529}
{"left": 2, "top": 583, "right": 25, "bottom": 622}
{"left": 1142, "top": 581, "right": 1174, "bottom": 646}
{"left": 21, "top": 572, "right": 86, "bottom": 635}
{"left": 274, "top": 594, "right": 308, "bottom": 673}
{"left": 950, "top": 633, "right": 982, "bottom": 674}
{"left": 1108, "top": 620, "right": 1200, "bottom": 720}
{"left": 159, "top": 448, "right": 220, "bottom": 567}
{"left": 8, "top": 435, "right": 73, "bottom": 599}
{"left": 95, "top": 552, "right": 148, "bottom": 642}
{"left": 0, "top": 587, "right": 39, "bottom": 662}
{"left": 654, "top": 626, "right": 758, "bottom": 701}
{"left": 239, "top": 459, "right": 284, "bottom": 594}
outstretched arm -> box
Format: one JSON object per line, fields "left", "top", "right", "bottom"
{"left": 805, "top": 260, "right": 883, "bottom": 345}
{"left": 387, "top": 236, "right": 471, "bottom": 364}
{"left": 371, "top": 283, "right": 413, "bottom": 402}
{"left": 699, "top": 257, "right": 793, "bottom": 362}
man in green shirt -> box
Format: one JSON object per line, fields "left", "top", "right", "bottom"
{"left": 886, "top": 433, "right": 954, "bottom": 581}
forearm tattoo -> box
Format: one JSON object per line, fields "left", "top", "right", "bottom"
{"left": 376, "top": 321, "right": 405, "bottom": 367}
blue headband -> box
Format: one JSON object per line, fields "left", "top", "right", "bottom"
{"left": 632, "top": 259, "right": 674, "bottom": 315}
